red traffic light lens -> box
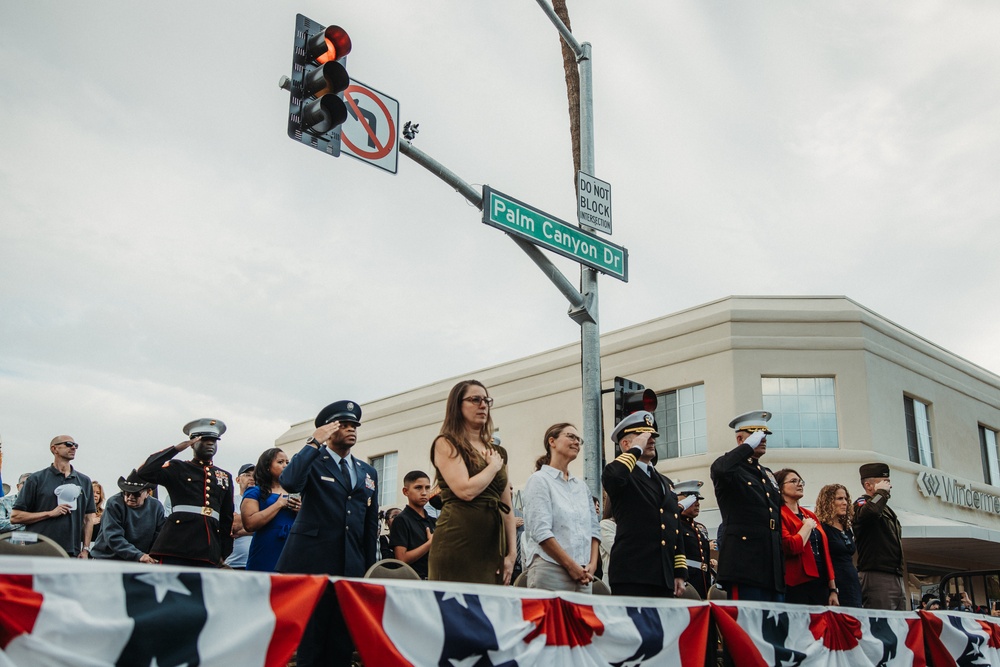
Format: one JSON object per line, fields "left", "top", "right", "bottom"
{"left": 325, "top": 26, "right": 352, "bottom": 60}
{"left": 642, "top": 389, "right": 658, "bottom": 413}
{"left": 306, "top": 25, "right": 352, "bottom": 64}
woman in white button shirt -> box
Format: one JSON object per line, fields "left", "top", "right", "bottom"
{"left": 522, "top": 423, "right": 601, "bottom": 592}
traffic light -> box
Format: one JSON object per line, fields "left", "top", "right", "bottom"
{"left": 285, "top": 14, "right": 353, "bottom": 156}
{"left": 613, "top": 376, "right": 657, "bottom": 426}
{"left": 613, "top": 376, "right": 658, "bottom": 457}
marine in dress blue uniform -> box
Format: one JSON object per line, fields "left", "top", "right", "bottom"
{"left": 136, "top": 419, "right": 234, "bottom": 567}
{"left": 276, "top": 400, "right": 379, "bottom": 667}
{"left": 602, "top": 411, "right": 688, "bottom": 598}
{"left": 710, "top": 410, "right": 785, "bottom": 602}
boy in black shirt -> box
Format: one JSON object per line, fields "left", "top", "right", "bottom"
{"left": 389, "top": 470, "right": 436, "bottom": 579}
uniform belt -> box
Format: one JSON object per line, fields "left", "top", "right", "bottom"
{"left": 173, "top": 505, "right": 220, "bottom": 521}
{"left": 686, "top": 558, "right": 709, "bottom": 571}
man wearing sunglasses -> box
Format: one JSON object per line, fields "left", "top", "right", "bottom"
{"left": 11, "top": 435, "right": 97, "bottom": 558}
{"left": 90, "top": 470, "right": 165, "bottom": 562}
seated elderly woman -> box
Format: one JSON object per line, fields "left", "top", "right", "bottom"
{"left": 521, "top": 422, "right": 600, "bottom": 592}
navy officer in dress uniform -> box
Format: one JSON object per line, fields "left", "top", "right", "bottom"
{"left": 675, "top": 479, "right": 714, "bottom": 600}
{"left": 277, "top": 400, "right": 379, "bottom": 667}
{"left": 602, "top": 411, "right": 687, "bottom": 598}
{"left": 710, "top": 410, "right": 785, "bottom": 602}
{"left": 136, "top": 418, "right": 234, "bottom": 567}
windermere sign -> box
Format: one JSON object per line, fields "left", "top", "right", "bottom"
{"left": 916, "top": 471, "right": 1000, "bottom": 515}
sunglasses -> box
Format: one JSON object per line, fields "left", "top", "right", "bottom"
{"left": 57, "top": 441, "right": 80, "bottom": 449}
{"left": 123, "top": 491, "right": 146, "bottom": 499}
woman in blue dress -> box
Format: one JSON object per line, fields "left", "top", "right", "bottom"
{"left": 815, "top": 483, "right": 863, "bottom": 608}
{"left": 241, "top": 448, "right": 300, "bottom": 572}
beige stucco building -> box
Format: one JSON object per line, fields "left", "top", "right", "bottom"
{"left": 276, "top": 295, "right": 1000, "bottom": 600}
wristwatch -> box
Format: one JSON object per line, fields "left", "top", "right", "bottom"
{"left": 306, "top": 437, "right": 323, "bottom": 448}
{"left": 830, "top": 587, "right": 839, "bottom": 594}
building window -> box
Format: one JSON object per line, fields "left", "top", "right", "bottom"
{"left": 653, "top": 384, "right": 706, "bottom": 459}
{"left": 761, "top": 377, "right": 839, "bottom": 448}
{"left": 370, "top": 451, "right": 398, "bottom": 508}
{"left": 904, "top": 396, "right": 934, "bottom": 467}
{"left": 981, "top": 426, "right": 1000, "bottom": 485}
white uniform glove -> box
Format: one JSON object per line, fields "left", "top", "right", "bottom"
{"left": 744, "top": 431, "right": 766, "bottom": 448}
{"left": 679, "top": 495, "right": 698, "bottom": 511}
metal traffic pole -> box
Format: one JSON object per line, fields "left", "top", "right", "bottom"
{"left": 533, "top": 1, "right": 604, "bottom": 501}
{"left": 395, "top": 3, "right": 607, "bottom": 500}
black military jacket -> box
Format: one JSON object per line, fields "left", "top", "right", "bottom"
{"left": 137, "top": 446, "right": 234, "bottom": 565}
{"left": 603, "top": 450, "right": 687, "bottom": 589}
{"left": 710, "top": 443, "right": 785, "bottom": 592}
{"left": 680, "top": 517, "right": 714, "bottom": 599}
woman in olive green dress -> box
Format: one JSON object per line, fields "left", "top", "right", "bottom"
{"left": 427, "top": 379, "right": 517, "bottom": 584}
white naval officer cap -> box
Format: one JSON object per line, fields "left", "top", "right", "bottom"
{"left": 728, "top": 410, "right": 772, "bottom": 435}
{"left": 610, "top": 411, "right": 659, "bottom": 444}
{"left": 673, "top": 479, "right": 704, "bottom": 499}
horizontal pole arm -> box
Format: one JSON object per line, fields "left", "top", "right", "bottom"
{"left": 399, "top": 140, "right": 590, "bottom": 317}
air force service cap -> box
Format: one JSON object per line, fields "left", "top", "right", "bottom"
{"left": 728, "top": 410, "right": 772, "bottom": 434}
{"left": 315, "top": 400, "right": 362, "bottom": 428}
{"left": 673, "top": 479, "right": 705, "bottom": 500}
{"left": 610, "top": 411, "right": 659, "bottom": 444}
{"left": 183, "top": 418, "right": 227, "bottom": 439}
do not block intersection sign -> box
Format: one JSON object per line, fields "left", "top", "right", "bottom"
{"left": 577, "top": 171, "right": 612, "bottom": 235}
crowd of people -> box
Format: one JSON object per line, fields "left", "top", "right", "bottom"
{"left": 4, "top": 380, "right": 999, "bottom": 666}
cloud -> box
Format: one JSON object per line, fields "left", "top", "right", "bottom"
{"left": 2, "top": 1, "right": 1000, "bottom": 487}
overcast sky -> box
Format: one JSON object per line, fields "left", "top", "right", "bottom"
{"left": 2, "top": 1, "right": 999, "bottom": 489}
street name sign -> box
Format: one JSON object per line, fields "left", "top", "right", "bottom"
{"left": 483, "top": 187, "right": 628, "bottom": 282}
{"left": 577, "top": 171, "right": 612, "bottom": 234}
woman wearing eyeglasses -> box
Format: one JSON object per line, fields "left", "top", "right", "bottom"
{"left": 428, "top": 380, "right": 517, "bottom": 584}
{"left": 521, "top": 423, "right": 601, "bottom": 592}
{"left": 776, "top": 468, "right": 839, "bottom": 606}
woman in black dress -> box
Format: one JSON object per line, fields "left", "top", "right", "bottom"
{"left": 815, "top": 483, "right": 863, "bottom": 608}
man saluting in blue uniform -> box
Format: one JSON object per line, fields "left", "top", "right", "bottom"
{"left": 277, "top": 400, "right": 379, "bottom": 667}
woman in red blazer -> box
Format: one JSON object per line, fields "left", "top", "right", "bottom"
{"left": 776, "top": 468, "right": 839, "bottom": 606}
